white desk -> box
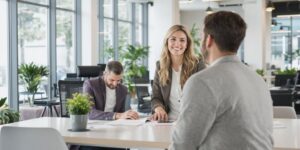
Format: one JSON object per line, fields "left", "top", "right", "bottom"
{"left": 1, "top": 117, "right": 300, "bottom": 149}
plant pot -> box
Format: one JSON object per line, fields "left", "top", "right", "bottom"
{"left": 70, "top": 114, "right": 88, "bottom": 131}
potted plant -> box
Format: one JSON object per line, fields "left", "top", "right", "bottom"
{"left": 18, "top": 62, "right": 49, "bottom": 106}
{"left": 256, "top": 69, "right": 265, "bottom": 76}
{"left": 67, "top": 93, "right": 93, "bottom": 131}
{"left": 119, "top": 45, "right": 149, "bottom": 95}
{"left": 0, "top": 97, "right": 19, "bottom": 125}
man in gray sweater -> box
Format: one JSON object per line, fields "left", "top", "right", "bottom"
{"left": 169, "top": 11, "right": 273, "bottom": 150}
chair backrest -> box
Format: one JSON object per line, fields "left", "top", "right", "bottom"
{"left": 0, "top": 126, "right": 68, "bottom": 150}
{"left": 77, "top": 66, "right": 103, "bottom": 78}
{"left": 270, "top": 91, "right": 294, "bottom": 106}
{"left": 58, "top": 80, "right": 84, "bottom": 117}
{"left": 273, "top": 106, "right": 297, "bottom": 119}
{"left": 274, "top": 74, "right": 296, "bottom": 87}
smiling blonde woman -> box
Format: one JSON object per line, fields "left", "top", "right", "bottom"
{"left": 151, "top": 25, "right": 206, "bottom": 121}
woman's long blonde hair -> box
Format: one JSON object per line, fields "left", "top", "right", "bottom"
{"left": 159, "top": 25, "right": 199, "bottom": 87}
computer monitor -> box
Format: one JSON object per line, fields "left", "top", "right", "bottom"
{"left": 58, "top": 80, "right": 84, "bottom": 117}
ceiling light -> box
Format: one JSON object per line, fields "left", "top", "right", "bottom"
{"left": 206, "top": 6, "right": 213, "bottom": 14}
{"left": 266, "top": 1, "right": 275, "bottom": 12}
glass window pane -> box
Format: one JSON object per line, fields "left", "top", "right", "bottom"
{"left": 18, "top": 3, "right": 49, "bottom": 105}
{"left": 104, "top": 0, "right": 113, "bottom": 18}
{"left": 135, "top": 24, "right": 142, "bottom": 45}
{"left": 103, "top": 19, "right": 114, "bottom": 63}
{"left": 56, "top": 0, "right": 75, "bottom": 10}
{"left": 271, "top": 17, "right": 300, "bottom": 69}
{"left": 118, "top": 22, "right": 131, "bottom": 59}
{"left": 20, "top": 0, "right": 48, "bottom": 5}
{"left": 135, "top": 4, "right": 142, "bottom": 24}
{"left": 118, "top": 0, "right": 131, "bottom": 21}
{"left": 56, "top": 10, "right": 76, "bottom": 81}
{"left": 135, "top": 4, "right": 142, "bottom": 45}
{"left": 0, "top": 0, "right": 8, "bottom": 99}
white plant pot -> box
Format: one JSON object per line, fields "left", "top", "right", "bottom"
{"left": 70, "top": 114, "right": 88, "bottom": 131}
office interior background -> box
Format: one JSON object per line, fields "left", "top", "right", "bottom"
{"left": 0, "top": 0, "right": 299, "bottom": 112}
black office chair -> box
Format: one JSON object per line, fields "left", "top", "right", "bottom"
{"left": 77, "top": 66, "right": 103, "bottom": 79}
{"left": 271, "top": 91, "right": 294, "bottom": 107}
{"left": 58, "top": 80, "right": 84, "bottom": 117}
{"left": 274, "top": 74, "right": 296, "bottom": 88}
{"left": 133, "top": 70, "right": 151, "bottom": 113}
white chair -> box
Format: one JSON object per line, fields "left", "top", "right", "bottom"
{"left": 273, "top": 106, "right": 297, "bottom": 119}
{"left": 0, "top": 126, "right": 68, "bottom": 150}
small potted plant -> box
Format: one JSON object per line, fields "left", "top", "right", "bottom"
{"left": 67, "top": 93, "right": 93, "bottom": 131}
{"left": 0, "top": 97, "right": 19, "bottom": 125}
{"left": 18, "top": 62, "right": 49, "bottom": 106}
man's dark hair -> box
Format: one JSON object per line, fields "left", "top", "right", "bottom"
{"left": 105, "top": 61, "right": 123, "bottom": 75}
{"left": 204, "top": 11, "right": 247, "bottom": 52}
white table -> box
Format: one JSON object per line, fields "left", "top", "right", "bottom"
{"left": 1, "top": 117, "right": 300, "bottom": 149}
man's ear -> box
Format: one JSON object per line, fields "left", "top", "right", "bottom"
{"left": 206, "top": 34, "right": 213, "bottom": 48}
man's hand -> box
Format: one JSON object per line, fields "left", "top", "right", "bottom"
{"left": 115, "top": 110, "right": 139, "bottom": 120}
{"left": 151, "top": 106, "right": 168, "bottom": 121}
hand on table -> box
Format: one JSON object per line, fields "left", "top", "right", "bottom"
{"left": 151, "top": 106, "right": 168, "bottom": 121}
{"left": 115, "top": 110, "right": 139, "bottom": 120}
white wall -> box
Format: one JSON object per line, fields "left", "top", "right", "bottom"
{"left": 81, "top": 0, "right": 99, "bottom": 65}
{"left": 180, "top": 10, "right": 206, "bottom": 31}
{"left": 180, "top": 3, "right": 272, "bottom": 70}
{"left": 148, "top": 0, "right": 180, "bottom": 79}
{"left": 243, "top": 0, "right": 271, "bottom": 70}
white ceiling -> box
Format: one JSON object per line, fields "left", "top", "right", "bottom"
{"left": 179, "top": 0, "right": 253, "bottom": 11}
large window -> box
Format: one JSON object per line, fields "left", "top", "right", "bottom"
{"left": 56, "top": 0, "right": 76, "bottom": 81}
{"left": 271, "top": 17, "right": 300, "bottom": 69}
{"left": 99, "top": 0, "right": 148, "bottom": 63}
{"left": 0, "top": 0, "right": 8, "bottom": 99}
{"left": 16, "top": 0, "right": 80, "bottom": 107}
{"left": 18, "top": 1, "right": 49, "bottom": 103}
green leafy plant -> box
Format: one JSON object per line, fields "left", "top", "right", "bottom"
{"left": 0, "top": 97, "right": 19, "bottom": 125}
{"left": 274, "top": 68, "right": 297, "bottom": 75}
{"left": 256, "top": 69, "right": 265, "bottom": 76}
{"left": 18, "top": 62, "right": 49, "bottom": 106}
{"left": 190, "top": 23, "right": 201, "bottom": 55}
{"left": 67, "top": 93, "right": 93, "bottom": 115}
{"left": 119, "top": 45, "right": 149, "bottom": 93}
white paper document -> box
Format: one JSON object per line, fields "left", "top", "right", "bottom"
{"left": 106, "top": 118, "right": 175, "bottom": 126}
{"left": 106, "top": 118, "right": 149, "bottom": 126}
{"left": 273, "top": 121, "right": 286, "bottom": 129}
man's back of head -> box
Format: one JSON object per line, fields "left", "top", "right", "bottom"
{"left": 203, "top": 11, "right": 247, "bottom": 53}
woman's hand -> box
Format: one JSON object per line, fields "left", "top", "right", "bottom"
{"left": 151, "top": 106, "right": 168, "bottom": 121}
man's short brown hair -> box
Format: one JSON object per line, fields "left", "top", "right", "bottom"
{"left": 204, "top": 11, "right": 247, "bottom": 53}
{"left": 105, "top": 61, "right": 123, "bottom": 75}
